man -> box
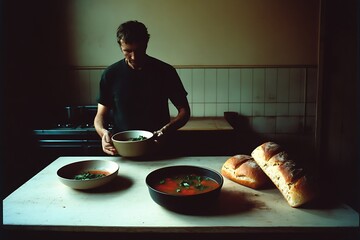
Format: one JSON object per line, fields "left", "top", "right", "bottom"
{"left": 94, "top": 20, "right": 190, "bottom": 155}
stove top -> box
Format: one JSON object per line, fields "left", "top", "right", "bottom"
{"left": 34, "top": 126, "right": 96, "bottom": 135}
{"left": 33, "top": 105, "right": 112, "bottom": 136}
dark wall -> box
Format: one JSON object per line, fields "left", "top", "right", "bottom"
{"left": 1, "top": 0, "right": 70, "bottom": 199}
{"left": 319, "top": 0, "right": 359, "bottom": 211}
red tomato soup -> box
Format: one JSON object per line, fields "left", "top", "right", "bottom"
{"left": 88, "top": 170, "right": 109, "bottom": 175}
{"left": 154, "top": 174, "right": 220, "bottom": 196}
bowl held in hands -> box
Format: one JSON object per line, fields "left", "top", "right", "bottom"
{"left": 111, "top": 130, "right": 158, "bottom": 158}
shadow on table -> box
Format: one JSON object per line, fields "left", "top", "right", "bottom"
{"left": 165, "top": 189, "right": 267, "bottom": 216}
{"left": 75, "top": 175, "right": 133, "bottom": 193}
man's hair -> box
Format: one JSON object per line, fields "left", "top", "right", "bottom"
{"left": 116, "top": 20, "right": 150, "bottom": 45}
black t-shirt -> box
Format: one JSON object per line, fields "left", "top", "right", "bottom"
{"left": 98, "top": 56, "right": 188, "bottom": 133}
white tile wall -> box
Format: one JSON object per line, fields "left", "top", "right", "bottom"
{"left": 66, "top": 66, "right": 318, "bottom": 135}
{"left": 265, "top": 68, "right": 277, "bottom": 102}
{"left": 253, "top": 116, "right": 276, "bottom": 133}
{"left": 204, "top": 69, "right": 217, "bottom": 103}
{"left": 229, "top": 69, "right": 241, "bottom": 103}
{"left": 277, "top": 68, "right": 290, "bottom": 102}
{"left": 192, "top": 69, "right": 205, "bottom": 103}
{"left": 240, "top": 69, "right": 253, "bottom": 103}
{"left": 289, "top": 68, "right": 306, "bottom": 102}
{"left": 252, "top": 68, "right": 265, "bottom": 103}
{"left": 216, "top": 69, "right": 229, "bottom": 103}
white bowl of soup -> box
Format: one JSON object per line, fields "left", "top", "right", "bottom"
{"left": 111, "top": 130, "right": 159, "bottom": 158}
{"left": 57, "top": 160, "right": 119, "bottom": 189}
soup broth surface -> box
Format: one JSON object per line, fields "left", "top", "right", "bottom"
{"left": 154, "top": 174, "right": 219, "bottom": 196}
{"left": 73, "top": 170, "right": 109, "bottom": 180}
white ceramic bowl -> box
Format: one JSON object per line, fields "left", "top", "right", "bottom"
{"left": 111, "top": 130, "right": 158, "bottom": 158}
{"left": 57, "top": 160, "right": 119, "bottom": 189}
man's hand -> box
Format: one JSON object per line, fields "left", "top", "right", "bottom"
{"left": 154, "top": 125, "right": 168, "bottom": 138}
{"left": 101, "top": 130, "right": 117, "bottom": 155}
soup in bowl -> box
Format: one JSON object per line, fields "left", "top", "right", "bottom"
{"left": 57, "top": 160, "right": 119, "bottom": 190}
{"left": 112, "top": 130, "right": 159, "bottom": 158}
{"left": 145, "top": 165, "right": 223, "bottom": 213}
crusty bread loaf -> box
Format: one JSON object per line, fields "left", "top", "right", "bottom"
{"left": 221, "top": 154, "right": 271, "bottom": 189}
{"left": 251, "top": 142, "right": 316, "bottom": 207}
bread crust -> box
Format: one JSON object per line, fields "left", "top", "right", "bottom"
{"left": 221, "top": 155, "right": 271, "bottom": 189}
{"left": 251, "top": 142, "right": 282, "bottom": 162}
{"left": 251, "top": 142, "right": 316, "bottom": 207}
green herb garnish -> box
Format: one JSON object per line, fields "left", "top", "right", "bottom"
{"left": 130, "top": 135, "right": 147, "bottom": 141}
{"left": 74, "top": 172, "right": 106, "bottom": 180}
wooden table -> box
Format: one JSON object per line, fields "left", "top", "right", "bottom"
{"left": 2, "top": 156, "right": 359, "bottom": 240}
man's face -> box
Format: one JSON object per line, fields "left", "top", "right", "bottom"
{"left": 120, "top": 39, "right": 147, "bottom": 70}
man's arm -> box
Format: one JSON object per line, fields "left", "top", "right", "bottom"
{"left": 155, "top": 97, "right": 191, "bottom": 137}
{"left": 94, "top": 103, "right": 117, "bottom": 155}
{"left": 94, "top": 103, "right": 109, "bottom": 137}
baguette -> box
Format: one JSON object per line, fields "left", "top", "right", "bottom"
{"left": 221, "top": 155, "right": 271, "bottom": 189}
{"left": 251, "top": 142, "right": 316, "bottom": 207}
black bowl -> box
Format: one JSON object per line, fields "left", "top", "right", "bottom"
{"left": 145, "top": 165, "right": 223, "bottom": 213}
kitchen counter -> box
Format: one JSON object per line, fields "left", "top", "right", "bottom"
{"left": 176, "top": 117, "right": 236, "bottom": 155}
{"left": 2, "top": 156, "right": 359, "bottom": 239}
{"left": 179, "top": 117, "right": 233, "bottom": 131}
